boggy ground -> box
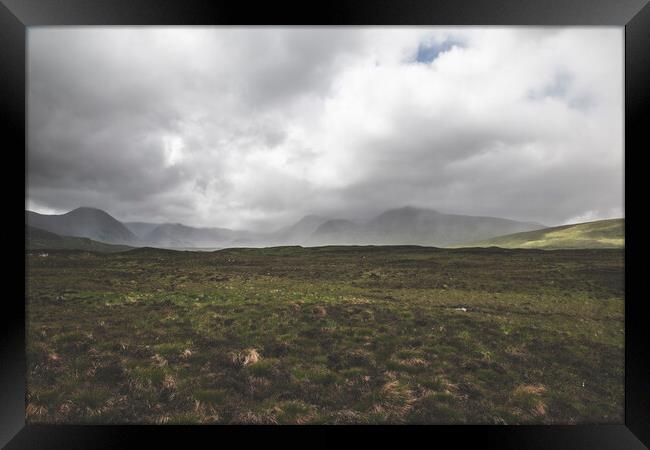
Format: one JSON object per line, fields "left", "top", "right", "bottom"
{"left": 25, "top": 245, "right": 624, "bottom": 424}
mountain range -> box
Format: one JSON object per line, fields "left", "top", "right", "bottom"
{"left": 26, "top": 206, "right": 546, "bottom": 249}
{"left": 309, "top": 207, "right": 544, "bottom": 246}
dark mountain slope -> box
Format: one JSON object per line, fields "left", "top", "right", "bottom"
{"left": 26, "top": 207, "right": 137, "bottom": 244}
{"left": 26, "top": 225, "right": 133, "bottom": 253}
{"left": 124, "top": 222, "right": 160, "bottom": 239}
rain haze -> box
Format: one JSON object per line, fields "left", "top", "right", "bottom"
{"left": 27, "top": 27, "right": 624, "bottom": 232}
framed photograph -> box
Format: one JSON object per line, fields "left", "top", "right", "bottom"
{"left": 2, "top": 0, "right": 648, "bottom": 448}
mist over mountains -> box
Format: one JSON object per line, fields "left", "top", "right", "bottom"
{"left": 311, "top": 207, "right": 543, "bottom": 247}
{"left": 26, "top": 206, "right": 545, "bottom": 249}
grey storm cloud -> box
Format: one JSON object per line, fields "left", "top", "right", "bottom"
{"left": 27, "top": 27, "right": 623, "bottom": 229}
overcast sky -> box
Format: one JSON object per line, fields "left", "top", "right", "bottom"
{"left": 27, "top": 27, "right": 623, "bottom": 230}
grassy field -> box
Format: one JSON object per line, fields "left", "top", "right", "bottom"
{"left": 26, "top": 245, "right": 624, "bottom": 424}
{"left": 461, "top": 218, "right": 624, "bottom": 250}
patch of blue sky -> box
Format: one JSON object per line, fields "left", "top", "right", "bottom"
{"left": 414, "top": 39, "right": 463, "bottom": 64}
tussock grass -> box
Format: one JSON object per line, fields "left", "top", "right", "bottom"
{"left": 26, "top": 246, "right": 623, "bottom": 424}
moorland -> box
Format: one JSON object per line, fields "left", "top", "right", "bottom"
{"left": 26, "top": 245, "right": 624, "bottom": 424}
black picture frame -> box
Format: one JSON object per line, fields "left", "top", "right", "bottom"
{"left": 2, "top": 0, "right": 648, "bottom": 448}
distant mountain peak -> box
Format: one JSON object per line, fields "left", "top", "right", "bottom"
{"left": 70, "top": 206, "right": 103, "bottom": 212}
{"left": 27, "top": 207, "right": 136, "bottom": 244}
{"left": 66, "top": 206, "right": 115, "bottom": 216}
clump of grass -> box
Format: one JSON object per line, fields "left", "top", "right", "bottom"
{"left": 243, "top": 358, "right": 279, "bottom": 377}
{"left": 418, "top": 376, "right": 447, "bottom": 391}
{"left": 341, "top": 367, "right": 366, "bottom": 379}
{"left": 71, "top": 387, "right": 112, "bottom": 410}
{"left": 408, "top": 391, "right": 464, "bottom": 424}
{"left": 152, "top": 342, "right": 186, "bottom": 357}
{"left": 32, "top": 389, "right": 61, "bottom": 405}
{"left": 328, "top": 408, "right": 367, "bottom": 424}
{"left": 166, "top": 412, "right": 204, "bottom": 424}
{"left": 373, "top": 379, "right": 417, "bottom": 421}
{"left": 276, "top": 400, "right": 315, "bottom": 424}
{"left": 26, "top": 403, "right": 49, "bottom": 422}
{"left": 263, "top": 339, "right": 292, "bottom": 357}
{"left": 231, "top": 348, "right": 261, "bottom": 367}
{"left": 339, "top": 348, "right": 376, "bottom": 368}
{"left": 162, "top": 374, "right": 177, "bottom": 390}
{"left": 129, "top": 366, "right": 168, "bottom": 387}
{"left": 53, "top": 331, "right": 91, "bottom": 352}
{"left": 395, "top": 349, "right": 421, "bottom": 359}
{"left": 291, "top": 365, "right": 339, "bottom": 385}
{"left": 385, "top": 357, "right": 429, "bottom": 374}
{"left": 233, "top": 409, "right": 279, "bottom": 425}
{"left": 150, "top": 354, "right": 168, "bottom": 367}
{"left": 93, "top": 357, "right": 125, "bottom": 383}
{"left": 193, "top": 388, "right": 227, "bottom": 405}
{"left": 510, "top": 384, "right": 548, "bottom": 419}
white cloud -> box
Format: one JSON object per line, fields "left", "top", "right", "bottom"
{"left": 28, "top": 27, "right": 623, "bottom": 229}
